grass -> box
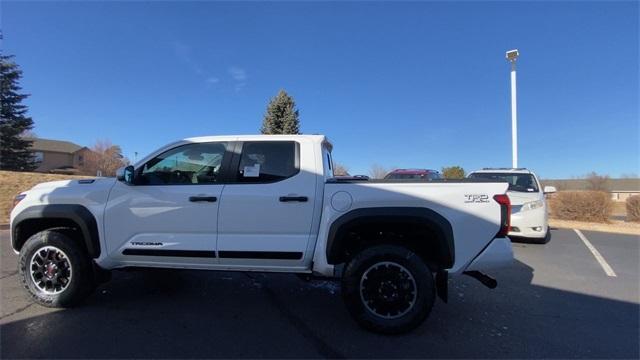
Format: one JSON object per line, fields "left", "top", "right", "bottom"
{"left": 0, "top": 170, "right": 93, "bottom": 224}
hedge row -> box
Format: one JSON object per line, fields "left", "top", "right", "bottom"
{"left": 549, "top": 191, "right": 612, "bottom": 223}
{"left": 626, "top": 195, "right": 640, "bottom": 222}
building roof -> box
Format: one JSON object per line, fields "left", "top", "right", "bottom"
{"left": 28, "top": 138, "right": 86, "bottom": 154}
{"left": 541, "top": 178, "right": 640, "bottom": 192}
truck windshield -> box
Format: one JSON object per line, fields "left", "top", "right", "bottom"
{"left": 469, "top": 173, "right": 539, "bottom": 193}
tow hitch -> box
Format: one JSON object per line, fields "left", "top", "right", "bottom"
{"left": 463, "top": 271, "right": 497, "bottom": 289}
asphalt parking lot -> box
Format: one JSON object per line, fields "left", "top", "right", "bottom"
{"left": 1, "top": 228, "right": 638, "bottom": 359}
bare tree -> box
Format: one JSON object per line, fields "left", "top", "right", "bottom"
{"left": 369, "top": 164, "right": 389, "bottom": 179}
{"left": 333, "top": 162, "right": 350, "bottom": 176}
{"left": 82, "top": 139, "right": 129, "bottom": 177}
{"left": 584, "top": 171, "right": 610, "bottom": 191}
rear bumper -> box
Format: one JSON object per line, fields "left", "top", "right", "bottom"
{"left": 465, "top": 237, "right": 513, "bottom": 272}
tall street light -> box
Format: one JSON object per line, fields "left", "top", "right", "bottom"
{"left": 506, "top": 49, "right": 519, "bottom": 168}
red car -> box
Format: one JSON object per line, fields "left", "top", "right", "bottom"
{"left": 384, "top": 168, "right": 442, "bottom": 180}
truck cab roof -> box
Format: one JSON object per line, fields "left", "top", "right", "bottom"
{"left": 183, "top": 134, "right": 329, "bottom": 144}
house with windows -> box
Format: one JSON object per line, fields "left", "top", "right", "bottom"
{"left": 28, "top": 138, "right": 92, "bottom": 173}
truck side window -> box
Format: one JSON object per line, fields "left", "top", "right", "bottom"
{"left": 237, "top": 141, "right": 298, "bottom": 183}
{"left": 137, "top": 142, "right": 227, "bottom": 185}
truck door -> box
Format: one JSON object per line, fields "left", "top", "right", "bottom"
{"left": 104, "top": 142, "right": 230, "bottom": 266}
{"left": 217, "top": 140, "right": 317, "bottom": 268}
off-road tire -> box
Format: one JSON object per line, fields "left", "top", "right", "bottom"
{"left": 342, "top": 244, "right": 435, "bottom": 334}
{"left": 18, "top": 230, "right": 94, "bottom": 307}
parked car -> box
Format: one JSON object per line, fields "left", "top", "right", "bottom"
{"left": 11, "top": 135, "right": 512, "bottom": 334}
{"left": 384, "top": 168, "right": 442, "bottom": 180}
{"left": 468, "top": 168, "right": 556, "bottom": 244}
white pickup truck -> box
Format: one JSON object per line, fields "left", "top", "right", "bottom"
{"left": 10, "top": 135, "right": 512, "bottom": 334}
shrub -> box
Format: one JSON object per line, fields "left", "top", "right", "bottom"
{"left": 550, "top": 191, "right": 613, "bottom": 223}
{"left": 626, "top": 195, "right": 640, "bottom": 222}
{"left": 442, "top": 166, "right": 465, "bottom": 179}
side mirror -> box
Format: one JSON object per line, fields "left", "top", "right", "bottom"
{"left": 543, "top": 186, "right": 556, "bottom": 194}
{"left": 116, "top": 165, "right": 135, "bottom": 184}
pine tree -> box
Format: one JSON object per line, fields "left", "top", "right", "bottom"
{"left": 260, "top": 89, "right": 300, "bottom": 134}
{"left": 0, "top": 55, "right": 36, "bottom": 171}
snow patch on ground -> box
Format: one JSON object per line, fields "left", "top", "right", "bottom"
{"left": 305, "top": 280, "right": 340, "bottom": 295}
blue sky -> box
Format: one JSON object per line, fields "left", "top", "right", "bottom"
{"left": 3, "top": 1, "right": 638, "bottom": 178}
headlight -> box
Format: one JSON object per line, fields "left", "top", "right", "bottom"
{"left": 521, "top": 200, "right": 544, "bottom": 212}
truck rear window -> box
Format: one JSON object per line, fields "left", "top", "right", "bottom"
{"left": 237, "top": 141, "right": 299, "bottom": 183}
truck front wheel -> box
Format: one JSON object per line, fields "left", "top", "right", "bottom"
{"left": 18, "top": 230, "right": 94, "bottom": 307}
{"left": 341, "top": 244, "right": 435, "bottom": 334}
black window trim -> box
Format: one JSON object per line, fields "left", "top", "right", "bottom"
{"left": 133, "top": 141, "right": 234, "bottom": 186}
{"left": 226, "top": 140, "right": 301, "bottom": 184}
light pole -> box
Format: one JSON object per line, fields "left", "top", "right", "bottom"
{"left": 506, "top": 49, "right": 519, "bottom": 168}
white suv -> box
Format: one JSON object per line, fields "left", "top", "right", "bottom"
{"left": 468, "top": 168, "right": 556, "bottom": 244}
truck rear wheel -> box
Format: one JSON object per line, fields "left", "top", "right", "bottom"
{"left": 18, "top": 230, "right": 94, "bottom": 307}
{"left": 341, "top": 244, "right": 435, "bottom": 334}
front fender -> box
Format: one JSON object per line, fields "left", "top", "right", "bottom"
{"left": 12, "top": 204, "right": 101, "bottom": 258}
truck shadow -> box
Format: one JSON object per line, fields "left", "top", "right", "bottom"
{"left": 1, "top": 259, "right": 638, "bottom": 359}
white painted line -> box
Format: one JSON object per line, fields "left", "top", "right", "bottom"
{"left": 574, "top": 229, "right": 617, "bottom": 277}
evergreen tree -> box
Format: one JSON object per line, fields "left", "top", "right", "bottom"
{"left": 0, "top": 55, "right": 36, "bottom": 171}
{"left": 261, "top": 89, "right": 300, "bottom": 134}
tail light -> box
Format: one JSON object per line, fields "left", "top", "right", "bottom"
{"left": 493, "top": 194, "right": 511, "bottom": 237}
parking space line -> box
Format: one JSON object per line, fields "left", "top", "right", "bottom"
{"left": 574, "top": 229, "right": 617, "bottom": 277}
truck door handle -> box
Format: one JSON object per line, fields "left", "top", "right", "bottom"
{"left": 279, "top": 196, "right": 308, "bottom": 202}
{"left": 189, "top": 196, "right": 217, "bottom": 202}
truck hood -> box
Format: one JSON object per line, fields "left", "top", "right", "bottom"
{"left": 30, "top": 177, "right": 117, "bottom": 191}
{"left": 11, "top": 177, "right": 118, "bottom": 221}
